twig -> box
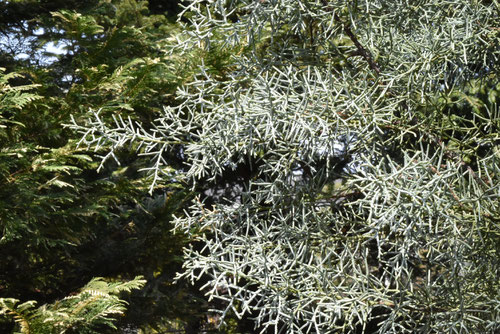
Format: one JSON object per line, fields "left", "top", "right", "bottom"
{"left": 333, "top": 13, "right": 381, "bottom": 74}
{"left": 321, "top": 1, "right": 381, "bottom": 74}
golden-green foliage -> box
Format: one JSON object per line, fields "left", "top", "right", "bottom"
{"left": 0, "top": 276, "right": 145, "bottom": 334}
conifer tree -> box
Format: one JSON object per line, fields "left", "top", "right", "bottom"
{"left": 73, "top": 0, "right": 500, "bottom": 332}
{"left": 1, "top": 1, "right": 220, "bottom": 332}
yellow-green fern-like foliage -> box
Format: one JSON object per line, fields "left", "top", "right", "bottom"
{"left": 0, "top": 276, "right": 145, "bottom": 334}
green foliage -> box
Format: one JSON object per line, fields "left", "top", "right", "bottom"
{"left": 0, "top": 1, "right": 229, "bottom": 332}
{"left": 72, "top": 0, "right": 500, "bottom": 333}
{"left": 0, "top": 276, "right": 145, "bottom": 334}
{"left": 0, "top": 68, "right": 41, "bottom": 113}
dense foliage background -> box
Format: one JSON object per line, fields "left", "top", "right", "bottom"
{"left": 0, "top": 0, "right": 237, "bottom": 332}
{"left": 1, "top": 0, "right": 499, "bottom": 333}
